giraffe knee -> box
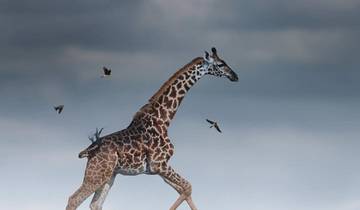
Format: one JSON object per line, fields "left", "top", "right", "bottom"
{"left": 65, "top": 203, "right": 74, "bottom": 210}
{"left": 65, "top": 205, "right": 74, "bottom": 210}
{"left": 66, "top": 195, "right": 78, "bottom": 210}
{"left": 90, "top": 202, "right": 102, "bottom": 210}
{"left": 183, "top": 182, "right": 192, "bottom": 196}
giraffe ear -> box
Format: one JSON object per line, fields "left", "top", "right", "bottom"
{"left": 204, "top": 51, "right": 213, "bottom": 63}
{"left": 204, "top": 51, "right": 210, "bottom": 60}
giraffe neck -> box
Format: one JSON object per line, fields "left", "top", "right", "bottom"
{"left": 144, "top": 57, "right": 207, "bottom": 128}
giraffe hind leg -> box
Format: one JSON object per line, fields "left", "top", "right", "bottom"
{"left": 66, "top": 153, "right": 118, "bottom": 210}
{"left": 66, "top": 183, "right": 96, "bottom": 210}
{"left": 89, "top": 174, "right": 116, "bottom": 210}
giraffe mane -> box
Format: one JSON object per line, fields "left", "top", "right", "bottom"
{"left": 148, "top": 57, "right": 204, "bottom": 103}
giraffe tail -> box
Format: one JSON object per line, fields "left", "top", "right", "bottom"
{"left": 78, "top": 144, "right": 100, "bottom": 158}
{"left": 78, "top": 149, "right": 89, "bottom": 158}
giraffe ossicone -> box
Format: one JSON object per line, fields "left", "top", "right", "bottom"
{"left": 66, "top": 47, "right": 238, "bottom": 210}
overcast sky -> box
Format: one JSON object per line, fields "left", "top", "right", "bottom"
{"left": 1, "top": 1, "right": 360, "bottom": 210}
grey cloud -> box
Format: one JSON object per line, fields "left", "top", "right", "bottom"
{"left": 2, "top": 2, "right": 147, "bottom": 51}
{"left": 211, "top": 0, "right": 360, "bottom": 30}
{"left": 1, "top": 2, "right": 360, "bottom": 210}
{"left": 0, "top": 0, "right": 359, "bottom": 116}
{"left": 0, "top": 0, "right": 141, "bottom": 15}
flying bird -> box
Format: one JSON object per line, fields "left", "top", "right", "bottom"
{"left": 206, "top": 119, "right": 222, "bottom": 133}
{"left": 101, "top": 66, "right": 111, "bottom": 78}
{"left": 54, "top": 105, "right": 64, "bottom": 114}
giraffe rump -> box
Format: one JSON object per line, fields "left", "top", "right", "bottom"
{"left": 78, "top": 128, "right": 104, "bottom": 158}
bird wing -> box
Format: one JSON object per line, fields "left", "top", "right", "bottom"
{"left": 55, "top": 105, "right": 64, "bottom": 113}
{"left": 214, "top": 124, "right": 222, "bottom": 133}
{"left": 206, "top": 119, "right": 215, "bottom": 124}
{"left": 102, "top": 67, "right": 108, "bottom": 74}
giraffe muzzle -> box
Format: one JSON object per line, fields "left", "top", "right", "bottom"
{"left": 228, "top": 70, "right": 239, "bottom": 82}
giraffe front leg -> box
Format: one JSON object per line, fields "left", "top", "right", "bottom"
{"left": 66, "top": 152, "right": 118, "bottom": 210}
{"left": 163, "top": 177, "right": 198, "bottom": 210}
{"left": 159, "top": 165, "right": 198, "bottom": 210}
{"left": 163, "top": 177, "right": 182, "bottom": 194}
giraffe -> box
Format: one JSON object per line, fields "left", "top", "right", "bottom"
{"left": 66, "top": 47, "right": 238, "bottom": 210}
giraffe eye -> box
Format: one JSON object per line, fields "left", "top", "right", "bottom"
{"left": 218, "top": 63, "right": 225, "bottom": 67}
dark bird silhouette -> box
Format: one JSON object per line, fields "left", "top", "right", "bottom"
{"left": 206, "top": 119, "right": 222, "bottom": 133}
{"left": 54, "top": 105, "right": 64, "bottom": 114}
{"left": 101, "top": 66, "right": 111, "bottom": 77}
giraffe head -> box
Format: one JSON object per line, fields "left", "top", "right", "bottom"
{"left": 203, "top": 47, "right": 238, "bottom": 82}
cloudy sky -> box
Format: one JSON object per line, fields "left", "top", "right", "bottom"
{"left": 1, "top": 1, "right": 360, "bottom": 210}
